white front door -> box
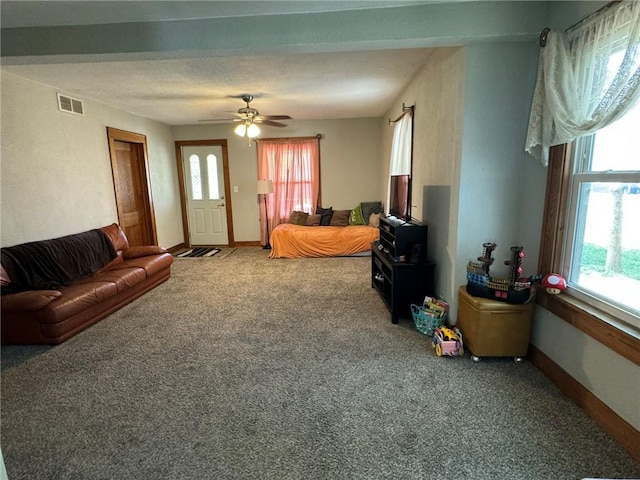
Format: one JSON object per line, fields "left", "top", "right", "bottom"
{"left": 182, "top": 146, "right": 229, "bottom": 246}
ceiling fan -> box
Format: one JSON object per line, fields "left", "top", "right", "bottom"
{"left": 200, "top": 95, "right": 292, "bottom": 139}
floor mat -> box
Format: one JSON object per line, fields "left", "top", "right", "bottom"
{"left": 173, "top": 247, "right": 220, "bottom": 258}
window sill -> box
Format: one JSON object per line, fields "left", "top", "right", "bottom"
{"left": 536, "top": 290, "right": 640, "bottom": 366}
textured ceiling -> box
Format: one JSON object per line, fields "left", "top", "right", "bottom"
{"left": 2, "top": 49, "right": 435, "bottom": 125}
{"left": 0, "top": 1, "right": 540, "bottom": 126}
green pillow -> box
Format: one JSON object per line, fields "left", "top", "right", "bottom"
{"left": 349, "top": 205, "right": 366, "bottom": 225}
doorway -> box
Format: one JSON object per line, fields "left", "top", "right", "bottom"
{"left": 175, "top": 140, "right": 234, "bottom": 247}
{"left": 107, "top": 127, "right": 157, "bottom": 247}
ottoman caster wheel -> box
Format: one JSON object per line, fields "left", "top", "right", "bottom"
{"left": 514, "top": 357, "right": 526, "bottom": 363}
{"left": 471, "top": 355, "right": 481, "bottom": 363}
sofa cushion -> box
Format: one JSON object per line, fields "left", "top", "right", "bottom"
{"left": 361, "top": 201, "right": 383, "bottom": 224}
{"left": 0, "top": 290, "right": 62, "bottom": 312}
{"left": 39, "top": 282, "right": 119, "bottom": 323}
{"left": 98, "top": 251, "right": 124, "bottom": 273}
{"left": 306, "top": 214, "right": 321, "bottom": 226}
{"left": 329, "top": 210, "right": 351, "bottom": 226}
{"left": 316, "top": 206, "right": 333, "bottom": 226}
{"left": 110, "top": 253, "right": 173, "bottom": 278}
{"left": 288, "top": 211, "right": 309, "bottom": 226}
{"left": 349, "top": 205, "right": 366, "bottom": 225}
{"left": 100, "top": 223, "right": 129, "bottom": 251}
{"left": 76, "top": 267, "right": 147, "bottom": 293}
{"left": 124, "top": 246, "right": 168, "bottom": 259}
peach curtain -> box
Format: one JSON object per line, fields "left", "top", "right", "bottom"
{"left": 257, "top": 138, "right": 320, "bottom": 246}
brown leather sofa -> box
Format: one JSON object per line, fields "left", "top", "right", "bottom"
{"left": 1, "top": 223, "right": 173, "bottom": 345}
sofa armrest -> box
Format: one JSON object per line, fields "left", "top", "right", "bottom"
{"left": 1, "top": 290, "right": 62, "bottom": 312}
{"left": 123, "top": 246, "right": 168, "bottom": 259}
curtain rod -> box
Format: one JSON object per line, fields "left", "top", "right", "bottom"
{"left": 566, "top": 0, "right": 622, "bottom": 32}
{"left": 254, "top": 134, "right": 322, "bottom": 142}
{"left": 539, "top": 0, "right": 622, "bottom": 47}
{"left": 388, "top": 103, "right": 415, "bottom": 124}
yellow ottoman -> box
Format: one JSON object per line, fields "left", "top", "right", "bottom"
{"left": 456, "top": 285, "right": 535, "bottom": 362}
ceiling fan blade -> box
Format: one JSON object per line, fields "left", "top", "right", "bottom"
{"left": 259, "top": 120, "right": 288, "bottom": 127}
{"left": 198, "top": 118, "right": 236, "bottom": 123}
{"left": 261, "top": 115, "right": 292, "bottom": 120}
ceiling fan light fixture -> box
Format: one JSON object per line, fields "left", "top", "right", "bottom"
{"left": 234, "top": 123, "right": 247, "bottom": 137}
{"left": 247, "top": 123, "right": 260, "bottom": 138}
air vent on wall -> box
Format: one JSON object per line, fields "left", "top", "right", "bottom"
{"left": 57, "top": 93, "right": 84, "bottom": 116}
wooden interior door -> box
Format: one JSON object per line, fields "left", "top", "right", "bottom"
{"left": 107, "top": 128, "right": 157, "bottom": 247}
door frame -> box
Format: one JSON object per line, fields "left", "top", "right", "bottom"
{"left": 175, "top": 139, "right": 235, "bottom": 247}
{"left": 107, "top": 127, "right": 158, "bottom": 245}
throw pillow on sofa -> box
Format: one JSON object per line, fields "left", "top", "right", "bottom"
{"left": 289, "top": 211, "right": 309, "bottom": 225}
{"left": 306, "top": 214, "right": 321, "bottom": 226}
{"left": 361, "top": 201, "right": 383, "bottom": 224}
{"left": 316, "top": 206, "right": 333, "bottom": 226}
{"left": 329, "top": 210, "right": 351, "bottom": 227}
{"left": 369, "top": 213, "right": 381, "bottom": 228}
{"left": 348, "top": 205, "right": 366, "bottom": 225}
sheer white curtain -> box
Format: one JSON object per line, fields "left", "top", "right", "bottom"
{"left": 386, "top": 111, "right": 413, "bottom": 214}
{"left": 525, "top": 0, "right": 640, "bottom": 166}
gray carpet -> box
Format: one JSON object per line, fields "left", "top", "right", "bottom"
{"left": 2, "top": 248, "right": 638, "bottom": 480}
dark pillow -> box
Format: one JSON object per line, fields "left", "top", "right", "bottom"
{"left": 306, "top": 214, "right": 321, "bottom": 226}
{"left": 289, "top": 211, "right": 309, "bottom": 226}
{"left": 361, "top": 201, "right": 383, "bottom": 224}
{"left": 329, "top": 209, "right": 351, "bottom": 226}
{"left": 316, "top": 206, "right": 333, "bottom": 226}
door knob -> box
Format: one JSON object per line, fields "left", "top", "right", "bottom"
{"left": 219, "top": 203, "right": 225, "bottom": 207}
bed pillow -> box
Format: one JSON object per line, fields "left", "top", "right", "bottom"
{"left": 361, "top": 201, "right": 383, "bottom": 224}
{"left": 306, "top": 214, "right": 321, "bottom": 226}
{"left": 316, "top": 206, "right": 333, "bottom": 226}
{"left": 348, "top": 205, "right": 366, "bottom": 225}
{"left": 369, "top": 213, "right": 381, "bottom": 228}
{"left": 329, "top": 209, "right": 351, "bottom": 227}
{"left": 289, "top": 211, "right": 309, "bottom": 226}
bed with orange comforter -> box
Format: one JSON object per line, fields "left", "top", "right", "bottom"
{"left": 269, "top": 224, "right": 379, "bottom": 259}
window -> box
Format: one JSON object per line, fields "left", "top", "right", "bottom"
{"left": 539, "top": 125, "right": 640, "bottom": 365}
{"left": 189, "top": 154, "right": 203, "bottom": 200}
{"left": 533, "top": 1, "right": 640, "bottom": 364}
{"left": 206, "top": 154, "right": 220, "bottom": 200}
{"left": 256, "top": 137, "right": 321, "bottom": 244}
{"left": 272, "top": 148, "right": 316, "bottom": 217}
{"left": 188, "top": 153, "right": 221, "bottom": 201}
{"left": 564, "top": 102, "right": 640, "bottom": 329}
{"left": 387, "top": 106, "right": 413, "bottom": 220}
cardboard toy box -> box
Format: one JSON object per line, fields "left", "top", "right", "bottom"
{"left": 456, "top": 286, "right": 535, "bottom": 359}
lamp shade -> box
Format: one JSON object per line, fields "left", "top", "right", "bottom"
{"left": 234, "top": 123, "right": 247, "bottom": 137}
{"left": 247, "top": 123, "right": 261, "bottom": 138}
{"left": 257, "top": 179, "right": 274, "bottom": 194}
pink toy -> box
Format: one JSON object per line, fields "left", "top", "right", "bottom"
{"left": 542, "top": 273, "right": 567, "bottom": 294}
{"left": 432, "top": 326, "right": 464, "bottom": 357}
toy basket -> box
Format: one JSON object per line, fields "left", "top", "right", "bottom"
{"left": 411, "top": 304, "right": 446, "bottom": 336}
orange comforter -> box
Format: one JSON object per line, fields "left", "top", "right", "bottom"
{"left": 269, "top": 224, "right": 379, "bottom": 259}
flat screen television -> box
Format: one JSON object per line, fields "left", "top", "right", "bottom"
{"left": 389, "top": 174, "right": 410, "bottom": 221}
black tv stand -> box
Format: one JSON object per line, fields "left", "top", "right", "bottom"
{"left": 371, "top": 216, "right": 435, "bottom": 323}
